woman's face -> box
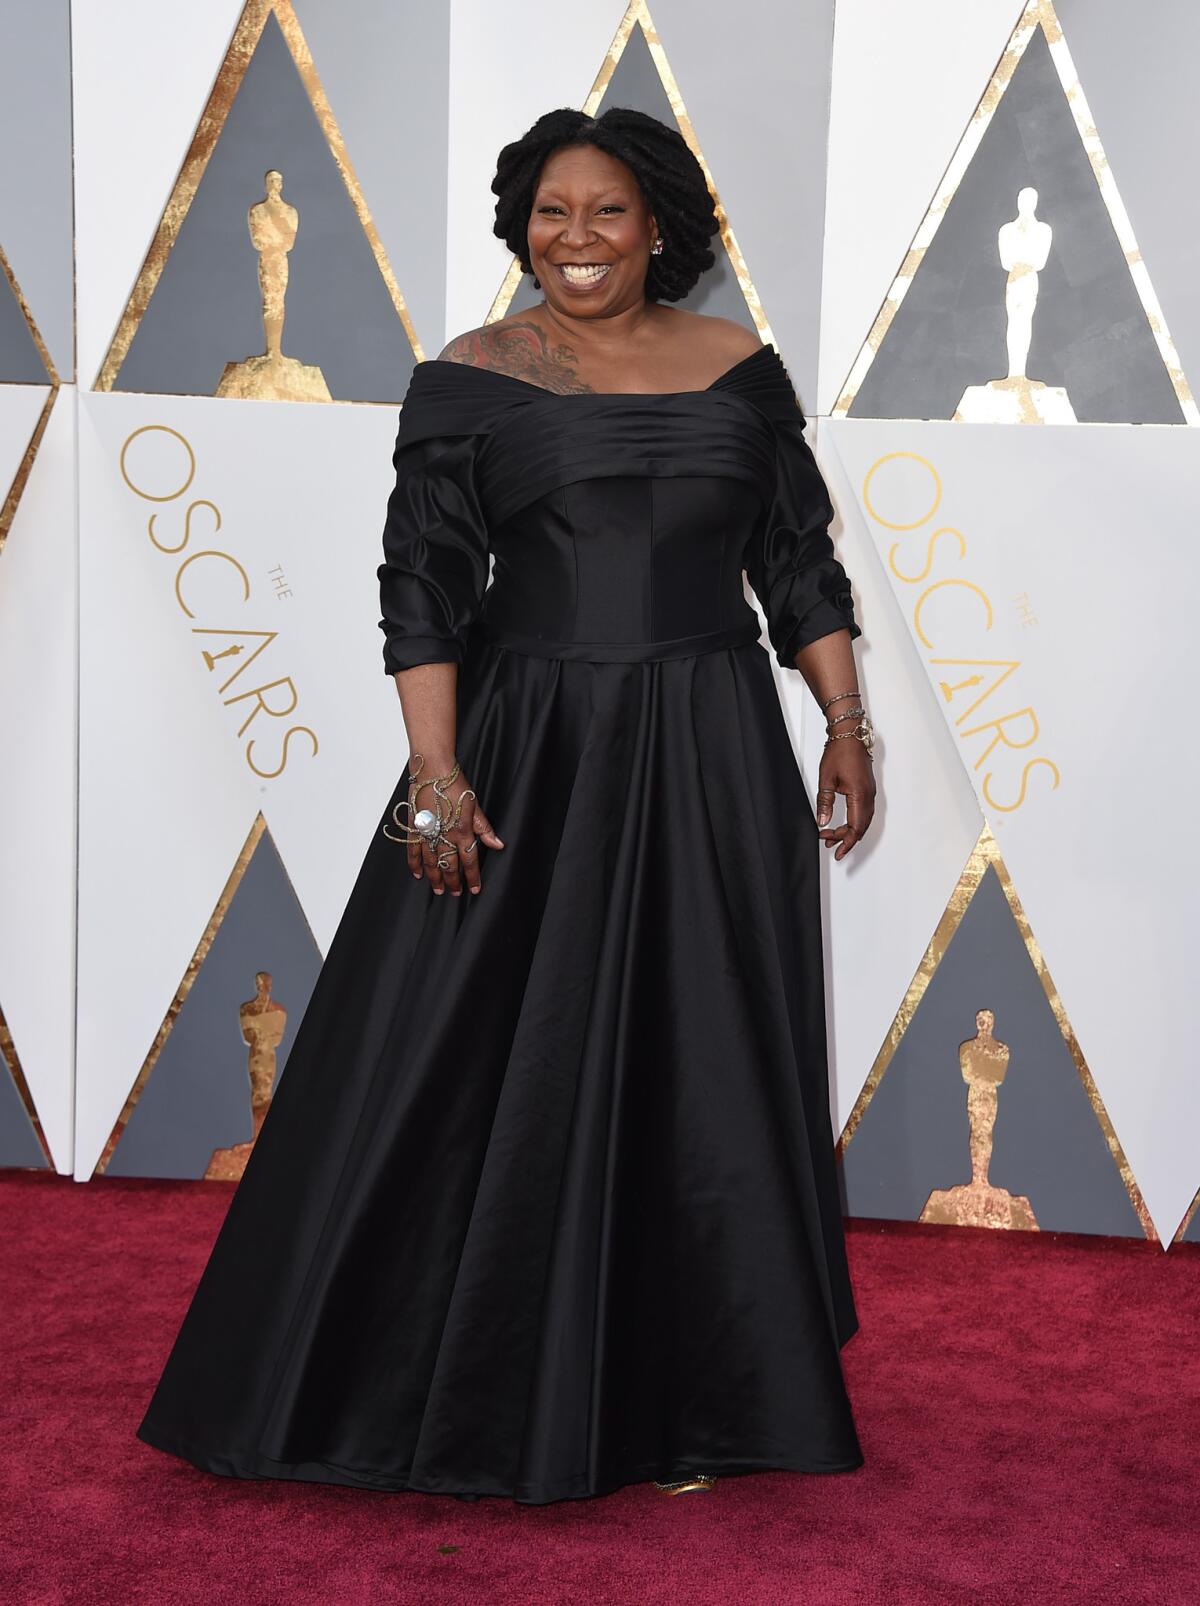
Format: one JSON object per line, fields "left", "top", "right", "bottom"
{"left": 526, "top": 143, "right": 657, "bottom": 316}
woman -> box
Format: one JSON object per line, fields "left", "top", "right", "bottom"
{"left": 136, "top": 106, "right": 876, "bottom": 1505}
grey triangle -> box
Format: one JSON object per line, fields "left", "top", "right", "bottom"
{"left": 112, "top": 12, "right": 416, "bottom": 402}
{"left": 0, "top": 1050, "right": 47, "bottom": 1168}
{"left": 0, "top": 265, "right": 48, "bottom": 384}
{"left": 505, "top": 24, "right": 754, "bottom": 330}
{"left": 849, "top": 26, "right": 1183, "bottom": 423}
{"left": 0, "top": 0, "right": 74, "bottom": 379}
{"left": 841, "top": 864, "right": 1143, "bottom": 1237}
{"left": 107, "top": 826, "right": 322, "bottom": 1179}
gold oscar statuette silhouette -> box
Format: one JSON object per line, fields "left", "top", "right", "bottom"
{"left": 215, "top": 169, "right": 332, "bottom": 402}
{"left": 205, "top": 971, "right": 288, "bottom": 1181}
{"left": 920, "top": 1009, "right": 1039, "bottom": 1231}
{"left": 954, "top": 186, "right": 1076, "bottom": 424}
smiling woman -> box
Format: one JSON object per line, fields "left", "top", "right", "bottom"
{"left": 135, "top": 105, "right": 875, "bottom": 1509}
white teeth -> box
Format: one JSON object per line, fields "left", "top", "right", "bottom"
{"left": 559, "top": 263, "right": 610, "bottom": 283}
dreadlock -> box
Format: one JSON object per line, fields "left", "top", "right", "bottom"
{"left": 491, "top": 106, "right": 719, "bottom": 302}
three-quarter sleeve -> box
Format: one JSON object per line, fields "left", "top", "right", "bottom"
{"left": 744, "top": 413, "right": 861, "bottom": 669}
{"left": 377, "top": 428, "right": 490, "bottom": 674}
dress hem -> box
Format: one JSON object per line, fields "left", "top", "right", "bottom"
{"left": 136, "top": 1417, "right": 864, "bottom": 1506}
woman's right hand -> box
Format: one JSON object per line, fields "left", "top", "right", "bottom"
{"left": 407, "top": 761, "right": 505, "bottom": 896}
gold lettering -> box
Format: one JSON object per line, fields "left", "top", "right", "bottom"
{"left": 224, "top": 675, "right": 300, "bottom": 738}
{"left": 862, "top": 451, "right": 942, "bottom": 530}
{"left": 120, "top": 424, "right": 196, "bottom": 503}
{"left": 929, "top": 658, "right": 1021, "bottom": 725}
{"left": 959, "top": 706, "right": 1040, "bottom": 770}
{"left": 191, "top": 627, "right": 279, "bottom": 693}
{"left": 888, "top": 526, "right": 966, "bottom": 584}
{"left": 983, "top": 756, "right": 1061, "bottom": 812}
{"left": 175, "top": 550, "right": 250, "bottom": 620}
{"left": 914, "top": 578, "right": 994, "bottom": 649}
{"left": 938, "top": 672, "right": 983, "bottom": 701}
{"left": 247, "top": 725, "right": 319, "bottom": 778}
{"left": 148, "top": 497, "right": 221, "bottom": 556}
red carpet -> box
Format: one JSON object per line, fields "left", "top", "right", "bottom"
{"left": 2, "top": 1172, "right": 1197, "bottom": 1605}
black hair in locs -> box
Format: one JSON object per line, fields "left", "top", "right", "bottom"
{"left": 491, "top": 106, "right": 720, "bottom": 302}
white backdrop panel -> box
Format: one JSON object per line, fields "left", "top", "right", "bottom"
{"left": 71, "top": 0, "right": 247, "bottom": 388}
{"left": 76, "top": 391, "right": 402, "bottom": 1177}
{"left": 0, "top": 388, "right": 77, "bottom": 1170}
{"left": 818, "top": 0, "right": 1026, "bottom": 416}
{"left": 445, "top": 0, "right": 634, "bottom": 342}
{"left": 798, "top": 418, "right": 985, "bottom": 1133}
{"left": 0, "top": 385, "right": 50, "bottom": 492}
{"left": 826, "top": 417, "right": 1200, "bottom": 1242}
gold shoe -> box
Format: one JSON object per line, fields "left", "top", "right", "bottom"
{"left": 651, "top": 1474, "right": 716, "bottom": 1495}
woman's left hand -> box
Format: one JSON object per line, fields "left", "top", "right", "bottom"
{"left": 815, "top": 740, "right": 876, "bottom": 860}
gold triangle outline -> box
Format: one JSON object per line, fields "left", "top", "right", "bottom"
{"left": 0, "top": 384, "right": 57, "bottom": 556}
{"left": 0, "top": 239, "right": 60, "bottom": 387}
{"left": 0, "top": 1001, "right": 54, "bottom": 1167}
{"left": 837, "top": 821, "right": 1156, "bottom": 1242}
{"left": 93, "top": 0, "right": 424, "bottom": 396}
{"left": 91, "top": 810, "right": 315, "bottom": 1176}
{"left": 485, "top": 0, "right": 775, "bottom": 345}
{"left": 1171, "top": 1187, "right": 1199, "bottom": 1247}
{"left": 832, "top": 0, "right": 1198, "bottom": 425}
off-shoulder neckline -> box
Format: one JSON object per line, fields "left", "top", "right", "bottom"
{"left": 420, "top": 341, "right": 780, "bottom": 399}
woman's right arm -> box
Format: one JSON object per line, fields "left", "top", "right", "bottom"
{"left": 378, "top": 421, "right": 503, "bottom": 895}
{"left": 390, "top": 662, "right": 504, "bottom": 896}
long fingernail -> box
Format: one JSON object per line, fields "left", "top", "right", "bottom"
{"left": 433, "top": 887, "right": 444, "bottom": 895}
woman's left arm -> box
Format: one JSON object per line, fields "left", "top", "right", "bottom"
{"left": 743, "top": 400, "right": 876, "bottom": 861}
{"left": 793, "top": 629, "right": 875, "bottom": 861}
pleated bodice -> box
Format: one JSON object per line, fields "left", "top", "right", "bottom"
{"left": 377, "top": 344, "right": 861, "bottom": 671}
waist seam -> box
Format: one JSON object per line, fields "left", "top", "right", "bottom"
{"left": 479, "top": 620, "right": 763, "bottom": 663}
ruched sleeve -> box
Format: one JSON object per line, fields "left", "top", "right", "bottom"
{"left": 743, "top": 411, "right": 861, "bottom": 669}
{"left": 376, "top": 427, "right": 490, "bottom": 674}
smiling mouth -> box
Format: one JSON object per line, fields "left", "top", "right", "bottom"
{"left": 555, "top": 262, "right": 612, "bottom": 286}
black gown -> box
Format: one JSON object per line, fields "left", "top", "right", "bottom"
{"left": 136, "top": 341, "right": 865, "bottom": 1504}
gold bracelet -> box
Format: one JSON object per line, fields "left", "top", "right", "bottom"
{"left": 823, "top": 714, "right": 875, "bottom": 756}
{"left": 820, "top": 688, "right": 861, "bottom": 710}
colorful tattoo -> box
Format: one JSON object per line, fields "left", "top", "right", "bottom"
{"left": 436, "top": 322, "right": 595, "bottom": 394}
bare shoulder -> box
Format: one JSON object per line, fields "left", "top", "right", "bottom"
{"left": 436, "top": 324, "right": 496, "bottom": 367}
{"left": 661, "top": 309, "right": 764, "bottom": 368}
{"left": 435, "top": 317, "right": 595, "bottom": 394}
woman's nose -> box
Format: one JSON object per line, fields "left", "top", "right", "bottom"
{"left": 560, "top": 214, "right": 596, "bottom": 248}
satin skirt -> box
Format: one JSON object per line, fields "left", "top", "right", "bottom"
{"left": 136, "top": 624, "right": 863, "bottom": 1503}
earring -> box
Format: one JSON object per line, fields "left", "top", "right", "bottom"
{"left": 650, "top": 237, "right": 664, "bottom": 255}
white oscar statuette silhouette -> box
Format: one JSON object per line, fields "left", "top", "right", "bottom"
{"left": 954, "top": 186, "right": 1076, "bottom": 424}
